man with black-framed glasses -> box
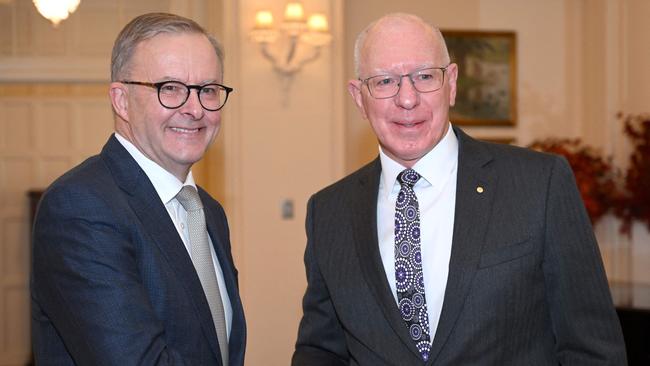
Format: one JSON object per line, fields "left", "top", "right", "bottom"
{"left": 293, "top": 13, "right": 625, "bottom": 365}
{"left": 32, "top": 13, "right": 246, "bottom": 365}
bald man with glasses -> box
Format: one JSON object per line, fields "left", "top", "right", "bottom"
{"left": 292, "top": 13, "right": 626, "bottom": 366}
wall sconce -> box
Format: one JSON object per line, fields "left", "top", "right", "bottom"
{"left": 250, "top": 2, "right": 332, "bottom": 77}
{"left": 33, "top": 0, "right": 80, "bottom": 27}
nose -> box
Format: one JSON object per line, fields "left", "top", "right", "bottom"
{"left": 395, "top": 76, "right": 419, "bottom": 110}
{"left": 178, "top": 89, "right": 204, "bottom": 119}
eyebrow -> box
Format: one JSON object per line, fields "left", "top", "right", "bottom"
{"left": 157, "top": 76, "right": 183, "bottom": 82}
{"left": 156, "top": 77, "right": 221, "bottom": 85}
{"left": 372, "top": 64, "right": 435, "bottom": 75}
{"left": 200, "top": 79, "right": 220, "bottom": 84}
{"left": 371, "top": 65, "right": 437, "bottom": 76}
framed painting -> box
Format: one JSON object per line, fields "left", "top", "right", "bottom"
{"left": 442, "top": 30, "right": 517, "bottom": 126}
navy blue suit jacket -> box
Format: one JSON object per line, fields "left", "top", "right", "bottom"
{"left": 31, "top": 135, "right": 246, "bottom": 365}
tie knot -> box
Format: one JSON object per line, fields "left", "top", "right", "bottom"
{"left": 398, "top": 169, "right": 420, "bottom": 188}
{"left": 175, "top": 185, "right": 203, "bottom": 211}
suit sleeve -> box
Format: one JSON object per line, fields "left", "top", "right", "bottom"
{"left": 292, "top": 196, "right": 350, "bottom": 366}
{"left": 32, "top": 186, "right": 191, "bottom": 366}
{"left": 542, "top": 156, "right": 627, "bottom": 365}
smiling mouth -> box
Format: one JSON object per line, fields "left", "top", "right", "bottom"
{"left": 170, "top": 127, "right": 202, "bottom": 133}
{"left": 395, "top": 121, "right": 422, "bottom": 127}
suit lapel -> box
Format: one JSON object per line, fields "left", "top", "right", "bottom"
{"left": 101, "top": 136, "right": 222, "bottom": 362}
{"left": 352, "top": 159, "right": 423, "bottom": 360}
{"left": 427, "top": 127, "right": 497, "bottom": 364}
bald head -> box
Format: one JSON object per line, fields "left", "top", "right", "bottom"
{"left": 353, "top": 13, "right": 450, "bottom": 78}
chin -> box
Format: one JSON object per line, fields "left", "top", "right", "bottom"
{"left": 171, "top": 150, "right": 204, "bottom": 165}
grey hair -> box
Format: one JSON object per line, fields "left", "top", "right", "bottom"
{"left": 111, "top": 12, "right": 224, "bottom": 81}
{"left": 353, "top": 13, "right": 450, "bottom": 78}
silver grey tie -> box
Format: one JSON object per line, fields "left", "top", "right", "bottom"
{"left": 176, "top": 185, "right": 228, "bottom": 365}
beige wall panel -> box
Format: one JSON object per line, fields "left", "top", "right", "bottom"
{"left": 10, "top": 0, "right": 70, "bottom": 57}
{"left": 1, "top": 102, "right": 33, "bottom": 151}
{"left": 0, "top": 5, "right": 11, "bottom": 56}
{"left": 2, "top": 287, "right": 30, "bottom": 362}
{"left": 32, "top": 19, "right": 66, "bottom": 56}
{"left": 76, "top": 100, "right": 114, "bottom": 154}
{"left": 579, "top": 0, "right": 608, "bottom": 147}
{"left": 6, "top": 0, "right": 173, "bottom": 58}
{"left": 0, "top": 84, "right": 107, "bottom": 97}
{"left": 124, "top": 0, "right": 172, "bottom": 19}
{"left": 14, "top": 0, "right": 34, "bottom": 56}
{"left": 76, "top": 4, "right": 120, "bottom": 58}
{"left": 627, "top": 0, "right": 650, "bottom": 112}
{"left": 1, "top": 217, "right": 29, "bottom": 279}
{"left": 0, "top": 157, "right": 34, "bottom": 206}
{"left": 35, "top": 102, "right": 73, "bottom": 152}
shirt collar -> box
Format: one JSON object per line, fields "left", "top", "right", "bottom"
{"left": 114, "top": 132, "right": 196, "bottom": 204}
{"left": 379, "top": 123, "right": 458, "bottom": 199}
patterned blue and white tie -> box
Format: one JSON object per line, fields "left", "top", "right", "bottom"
{"left": 395, "top": 169, "right": 431, "bottom": 361}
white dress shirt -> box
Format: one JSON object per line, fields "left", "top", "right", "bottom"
{"left": 115, "top": 132, "right": 232, "bottom": 339}
{"left": 377, "top": 124, "right": 458, "bottom": 340}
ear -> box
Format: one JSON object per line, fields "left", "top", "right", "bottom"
{"left": 347, "top": 79, "right": 368, "bottom": 120}
{"left": 446, "top": 63, "right": 459, "bottom": 107}
{"left": 109, "top": 82, "right": 130, "bottom": 121}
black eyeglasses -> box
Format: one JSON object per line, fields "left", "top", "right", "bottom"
{"left": 360, "top": 66, "right": 449, "bottom": 99}
{"left": 121, "top": 80, "right": 233, "bottom": 111}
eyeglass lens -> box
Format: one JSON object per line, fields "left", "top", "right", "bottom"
{"left": 158, "top": 81, "right": 227, "bottom": 111}
{"left": 366, "top": 68, "right": 445, "bottom": 99}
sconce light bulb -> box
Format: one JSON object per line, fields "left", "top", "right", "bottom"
{"left": 307, "top": 13, "right": 328, "bottom": 32}
{"left": 254, "top": 10, "right": 274, "bottom": 29}
{"left": 284, "top": 2, "right": 305, "bottom": 22}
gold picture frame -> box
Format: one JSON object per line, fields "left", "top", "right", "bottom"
{"left": 443, "top": 30, "right": 517, "bottom": 126}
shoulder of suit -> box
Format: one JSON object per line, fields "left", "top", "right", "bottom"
{"left": 45, "top": 154, "right": 108, "bottom": 195}
{"left": 466, "top": 141, "right": 569, "bottom": 188}
{"left": 311, "top": 158, "right": 379, "bottom": 199}
{"left": 37, "top": 153, "right": 123, "bottom": 222}
{"left": 465, "top": 134, "right": 559, "bottom": 166}
{"left": 454, "top": 125, "right": 557, "bottom": 165}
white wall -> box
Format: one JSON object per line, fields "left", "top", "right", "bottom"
{"left": 620, "top": 0, "right": 650, "bottom": 286}
{"left": 219, "top": 1, "right": 345, "bottom": 364}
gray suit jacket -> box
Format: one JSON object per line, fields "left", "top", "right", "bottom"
{"left": 292, "top": 126, "right": 626, "bottom": 365}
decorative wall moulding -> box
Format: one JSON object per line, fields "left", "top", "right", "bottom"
{"left": 0, "top": 57, "right": 109, "bottom": 82}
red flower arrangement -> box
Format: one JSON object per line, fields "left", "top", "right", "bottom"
{"left": 528, "top": 138, "right": 618, "bottom": 225}
{"left": 616, "top": 113, "right": 650, "bottom": 235}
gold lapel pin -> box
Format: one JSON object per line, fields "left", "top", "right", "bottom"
{"left": 476, "top": 186, "right": 484, "bottom": 194}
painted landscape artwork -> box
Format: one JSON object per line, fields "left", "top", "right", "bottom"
{"left": 444, "top": 31, "right": 517, "bottom": 126}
